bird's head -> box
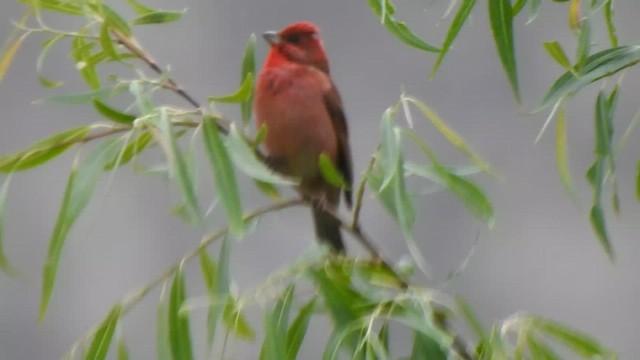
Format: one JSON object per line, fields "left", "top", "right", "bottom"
{"left": 262, "top": 21, "right": 330, "bottom": 73}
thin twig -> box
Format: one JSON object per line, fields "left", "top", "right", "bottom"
{"left": 351, "top": 153, "right": 377, "bottom": 230}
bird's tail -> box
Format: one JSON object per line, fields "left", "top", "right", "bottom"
{"left": 312, "top": 205, "right": 345, "bottom": 253}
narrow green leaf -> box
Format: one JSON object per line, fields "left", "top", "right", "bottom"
{"left": 102, "top": 5, "right": 132, "bottom": 36}
{"left": 543, "top": 41, "right": 573, "bottom": 71}
{"left": 488, "top": 0, "right": 520, "bottom": 102}
{"left": 455, "top": 297, "right": 488, "bottom": 341}
{"left": 241, "top": 34, "right": 256, "bottom": 125}
{"left": 409, "top": 330, "right": 447, "bottom": 360}
{"left": 104, "top": 131, "right": 153, "bottom": 170}
{"left": 378, "top": 321, "right": 389, "bottom": 354}
{"left": 124, "top": 0, "right": 155, "bottom": 14}
{"left": 156, "top": 288, "right": 171, "bottom": 360}
{"left": 99, "top": 23, "right": 119, "bottom": 60}
{"left": 532, "top": 317, "right": 615, "bottom": 358}
{"left": 133, "top": 11, "right": 183, "bottom": 25}
{"left": 367, "top": 0, "right": 440, "bottom": 53}
{"left": 286, "top": 297, "right": 316, "bottom": 360}
{"left": 590, "top": 204, "right": 613, "bottom": 259}
{"left": 202, "top": 116, "right": 244, "bottom": 236}
{"left": 18, "top": 0, "right": 83, "bottom": 15}
{"left": 555, "top": 107, "right": 575, "bottom": 197}
{"left": 159, "top": 109, "right": 202, "bottom": 225}
{"left": 318, "top": 153, "right": 347, "bottom": 188}
{"left": 93, "top": 99, "right": 136, "bottom": 124}
{"left": 603, "top": 0, "right": 618, "bottom": 47}
{"left": 226, "top": 124, "right": 297, "bottom": 185}
{"left": 404, "top": 96, "right": 492, "bottom": 174}
{"left": 37, "top": 88, "right": 114, "bottom": 105}
{"left": 575, "top": 18, "right": 592, "bottom": 72}
{"left": 84, "top": 304, "right": 122, "bottom": 360}
{"left": 431, "top": 0, "right": 477, "bottom": 77}
{"left": 260, "top": 285, "right": 296, "bottom": 360}
{"left": 208, "top": 73, "right": 253, "bottom": 104}
{"left": 0, "top": 36, "right": 24, "bottom": 82}
{"left": 528, "top": 0, "right": 543, "bottom": 23}
{"left": 379, "top": 107, "right": 401, "bottom": 190}
{"left": 40, "top": 139, "right": 122, "bottom": 319}
{"left": 0, "top": 126, "right": 91, "bottom": 173}
{"left": 535, "top": 46, "right": 640, "bottom": 112}
{"left": 168, "top": 266, "right": 193, "bottom": 360}
{"left": 636, "top": 159, "right": 640, "bottom": 200}
{"left": 512, "top": 0, "right": 527, "bottom": 15}
{"left": 71, "top": 33, "right": 101, "bottom": 90}
{"left": 198, "top": 250, "right": 218, "bottom": 349}
{"left": 116, "top": 337, "right": 130, "bottom": 360}
{"left": 527, "top": 335, "right": 561, "bottom": 360}
{"left": 129, "top": 81, "right": 154, "bottom": 114}
{"left": 222, "top": 299, "right": 255, "bottom": 340}
{"left": 0, "top": 176, "right": 14, "bottom": 274}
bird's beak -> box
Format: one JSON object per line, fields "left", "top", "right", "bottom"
{"left": 262, "top": 31, "right": 280, "bottom": 46}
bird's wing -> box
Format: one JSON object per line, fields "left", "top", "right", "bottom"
{"left": 323, "top": 83, "right": 353, "bottom": 208}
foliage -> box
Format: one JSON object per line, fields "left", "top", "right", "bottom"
{"left": 0, "top": 0, "right": 627, "bottom": 359}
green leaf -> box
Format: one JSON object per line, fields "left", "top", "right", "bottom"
{"left": 202, "top": 116, "right": 244, "bottom": 236}
{"left": 159, "top": 109, "right": 202, "bottom": 225}
{"left": 511, "top": 0, "right": 527, "bottom": 15}
{"left": 208, "top": 73, "right": 254, "bottom": 103}
{"left": 70, "top": 33, "right": 100, "bottom": 90}
{"left": 133, "top": 11, "right": 183, "bottom": 25}
{"left": 431, "top": 0, "right": 477, "bottom": 77}
{"left": 0, "top": 176, "right": 14, "bottom": 274}
{"left": 535, "top": 46, "right": 640, "bottom": 112}
{"left": 40, "top": 139, "right": 122, "bottom": 319}
{"left": 104, "top": 131, "right": 153, "bottom": 170}
{"left": 636, "top": 159, "right": 640, "bottom": 200}
{"left": 84, "top": 304, "right": 122, "bottom": 360}
{"left": 286, "top": 297, "right": 316, "bottom": 360}
{"left": 99, "top": 23, "right": 119, "bottom": 60}
{"left": 318, "top": 153, "right": 347, "bottom": 189}
{"left": 124, "top": 0, "right": 155, "bottom": 14}
{"left": 526, "top": 335, "right": 561, "bottom": 360}
{"left": 403, "top": 96, "right": 492, "bottom": 174}
{"left": 379, "top": 107, "right": 401, "bottom": 190}
{"left": 532, "top": 317, "right": 615, "bottom": 358}
{"left": 0, "top": 36, "right": 24, "bottom": 82}
{"left": 226, "top": 124, "right": 297, "bottom": 185}
{"left": 575, "top": 18, "right": 592, "bottom": 72}
{"left": 241, "top": 34, "right": 256, "bottom": 125}
{"left": 488, "top": 0, "right": 520, "bottom": 102}
{"left": 543, "top": 41, "right": 573, "bottom": 71}
{"left": 528, "top": 0, "right": 543, "bottom": 23}
{"left": 101, "top": 5, "right": 133, "bottom": 37}
{"left": 199, "top": 237, "right": 231, "bottom": 349}
{"left": 168, "top": 266, "right": 193, "bottom": 360}
{"left": 116, "top": 337, "right": 130, "bottom": 360}
{"left": 129, "top": 81, "right": 154, "bottom": 114}
{"left": 367, "top": 0, "right": 440, "bottom": 53}
{"left": 37, "top": 88, "right": 115, "bottom": 105}
{"left": 222, "top": 299, "right": 255, "bottom": 340}
{"left": 555, "top": 107, "right": 575, "bottom": 197}
{"left": 260, "top": 285, "right": 296, "bottom": 360}
{"left": 156, "top": 288, "right": 171, "bottom": 360}
{"left": 0, "top": 126, "right": 91, "bottom": 173}
{"left": 603, "top": 0, "right": 618, "bottom": 47}
{"left": 406, "top": 162, "right": 494, "bottom": 227}
{"left": 93, "top": 99, "right": 136, "bottom": 124}
{"left": 455, "top": 297, "right": 488, "bottom": 341}
{"left": 590, "top": 204, "right": 613, "bottom": 259}
{"left": 409, "top": 330, "right": 447, "bottom": 360}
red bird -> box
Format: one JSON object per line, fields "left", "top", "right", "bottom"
{"left": 254, "top": 21, "right": 353, "bottom": 252}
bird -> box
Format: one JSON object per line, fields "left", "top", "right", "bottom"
{"left": 254, "top": 21, "right": 353, "bottom": 252}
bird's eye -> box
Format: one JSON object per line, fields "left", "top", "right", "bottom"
{"left": 285, "top": 34, "right": 301, "bottom": 44}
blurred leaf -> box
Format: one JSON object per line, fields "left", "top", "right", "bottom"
{"left": 378, "top": 321, "right": 389, "bottom": 354}
{"left": 226, "top": 124, "right": 297, "bottom": 185}
{"left": 159, "top": 109, "right": 202, "bottom": 225}
{"left": 0, "top": 126, "right": 91, "bottom": 173}
{"left": 527, "top": 335, "right": 561, "bottom": 360}
{"left": 543, "top": 41, "right": 573, "bottom": 72}
{"left": 93, "top": 99, "right": 136, "bottom": 124}
{"left": 555, "top": 107, "right": 575, "bottom": 197}
{"left": 37, "top": 88, "right": 114, "bottom": 105}
{"left": 156, "top": 287, "right": 171, "bottom": 360}
{"left": 116, "top": 337, "right": 130, "bottom": 360}
{"left": 532, "top": 316, "right": 615, "bottom": 357}
{"left": 222, "top": 299, "right": 255, "bottom": 340}
{"left": 403, "top": 96, "right": 492, "bottom": 174}
{"left": 528, "top": 0, "right": 543, "bottom": 23}
{"left": 18, "top": 0, "right": 83, "bottom": 15}
{"left": 129, "top": 81, "right": 154, "bottom": 114}
{"left": 575, "top": 18, "right": 591, "bottom": 72}
{"left": 254, "top": 180, "right": 281, "bottom": 199}
{"left": 169, "top": 266, "right": 193, "bottom": 360}
{"left": 71, "top": 31, "right": 101, "bottom": 90}
{"left": 241, "top": 34, "right": 256, "bottom": 125}
{"left": 569, "top": 0, "right": 581, "bottom": 30}
{"left": 0, "top": 176, "right": 14, "bottom": 274}
{"left": 104, "top": 131, "right": 153, "bottom": 170}
{"left": 40, "top": 139, "right": 122, "bottom": 319}
{"left": 318, "top": 153, "right": 347, "bottom": 189}
{"left": 99, "top": 23, "right": 119, "bottom": 60}
{"left": 101, "top": 4, "right": 133, "bottom": 37}
{"left": 512, "top": 0, "right": 526, "bottom": 15}
{"left": 603, "top": 0, "right": 618, "bottom": 47}
{"left": 409, "top": 330, "right": 447, "bottom": 360}
{"left": 488, "top": 0, "right": 520, "bottom": 102}
{"left": 455, "top": 297, "right": 488, "bottom": 342}
{"left": 84, "top": 304, "right": 122, "bottom": 360}
{"left": 208, "top": 73, "right": 253, "bottom": 104}
{"left": 636, "top": 159, "right": 640, "bottom": 200}
{"left": 431, "top": 0, "right": 477, "bottom": 77}
{"left": 133, "top": 11, "right": 183, "bottom": 25}
{"left": 367, "top": 0, "right": 440, "bottom": 53}
{"left": 260, "top": 285, "right": 295, "bottom": 360}
{"left": 202, "top": 116, "right": 244, "bottom": 236}
{"left": 199, "top": 237, "right": 231, "bottom": 349}
{"left": 535, "top": 46, "right": 640, "bottom": 112}
{"left": 379, "top": 107, "right": 401, "bottom": 190}
{"left": 0, "top": 36, "right": 24, "bottom": 82}
{"left": 198, "top": 250, "right": 218, "bottom": 349}
{"left": 124, "top": 0, "right": 154, "bottom": 14}
{"left": 286, "top": 297, "right": 316, "bottom": 360}
{"left": 393, "top": 303, "right": 453, "bottom": 353}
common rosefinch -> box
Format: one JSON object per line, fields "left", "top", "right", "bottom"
{"left": 255, "top": 21, "right": 353, "bottom": 252}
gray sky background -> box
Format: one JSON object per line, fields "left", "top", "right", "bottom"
{"left": 1, "top": 1, "right": 640, "bottom": 359}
